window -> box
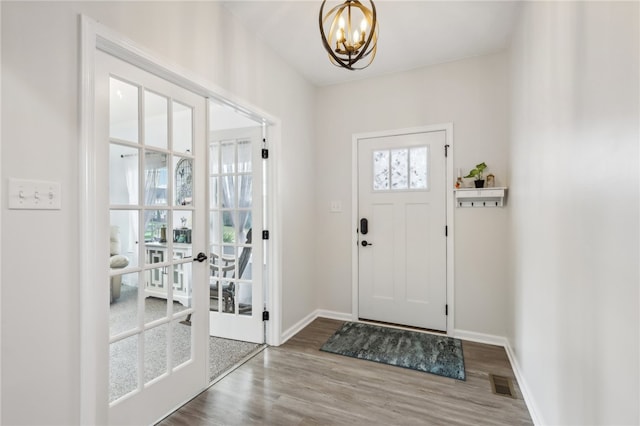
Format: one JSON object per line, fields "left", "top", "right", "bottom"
{"left": 373, "top": 146, "right": 429, "bottom": 191}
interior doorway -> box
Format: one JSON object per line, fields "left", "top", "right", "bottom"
{"left": 101, "top": 54, "right": 269, "bottom": 422}
{"left": 80, "top": 16, "right": 280, "bottom": 425}
{"left": 208, "top": 103, "right": 266, "bottom": 344}
{"left": 206, "top": 101, "right": 269, "bottom": 379}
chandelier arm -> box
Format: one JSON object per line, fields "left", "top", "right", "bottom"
{"left": 324, "top": 1, "right": 350, "bottom": 18}
{"left": 354, "top": 44, "right": 377, "bottom": 70}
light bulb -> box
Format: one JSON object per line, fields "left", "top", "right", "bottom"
{"left": 338, "top": 16, "right": 345, "bottom": 29}
{"left": 353, "top": 30, "right": 360, "bottom": 42}
{"left": 360, "top": 19, "right": 367, "bottom": 32}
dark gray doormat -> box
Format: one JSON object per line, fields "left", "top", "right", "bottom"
{"left": 320, "top": 322, "right": 465, "bottom": 380}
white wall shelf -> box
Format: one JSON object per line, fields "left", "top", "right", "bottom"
{"left": 455, "top": 187, "right": 507, "bottom": 207}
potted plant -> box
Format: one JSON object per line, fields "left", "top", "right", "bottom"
{"left": 464, "top": 162, "right": 488, "bottom": 188}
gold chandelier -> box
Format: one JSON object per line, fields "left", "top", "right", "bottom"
{"left": 319, "top": 0, "right": 379, "bottom": 70}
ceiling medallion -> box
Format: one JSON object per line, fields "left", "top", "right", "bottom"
{"left": 319, "top": 0, "right": 379, "bottom": 70}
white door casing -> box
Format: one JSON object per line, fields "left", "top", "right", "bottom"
{"left": 354, "top": 127, "right": 452, "bottom": 332}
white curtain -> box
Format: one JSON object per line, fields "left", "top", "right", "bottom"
{"left": 220, "top": 140, "right": 253, "bottom": 244}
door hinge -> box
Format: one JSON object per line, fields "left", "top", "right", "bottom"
{"left": 445, "top": 225, "right": 448, "bottom": 237}
{"left": 262, "top": 148, "right": 269, "bottom": 159}
{"left": 262, "top": 230, "right": 270, "bottom": 240}
{"left": 444, "top": 144, "right": 450, "bottom": 157}
{"left": 445, "top": 304, "right": 449, "bottom": 316}
{"left": 262, "top": 310, "right": 270, "bottom": 321}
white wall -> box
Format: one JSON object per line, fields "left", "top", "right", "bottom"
{"left": 509, "top": 2, "right": 639, "bottom": 424}
{"left": 315, "top": 51, "right": 511, "bottom": 336}
{"left": 1, "top": 2, "right": 316, "bottom": 424}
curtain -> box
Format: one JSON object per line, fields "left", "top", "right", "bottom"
{"left": 220, "top": 140, "right": 252, "bottom": 245}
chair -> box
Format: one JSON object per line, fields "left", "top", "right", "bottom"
{"left": 110, "top": 226, "right": 129, "bottom": 303}
{"left": 181, "top": 229, "right": 252, "bottom": 326}
{"left": 209, "top": 252, "right": 236, "bottom": 312}
{"left": 210, "top": 229, "right": 252, "bottom": 313}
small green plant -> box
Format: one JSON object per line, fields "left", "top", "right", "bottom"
{"left": 464, "top": 162, "right": 488, "bottom": 181}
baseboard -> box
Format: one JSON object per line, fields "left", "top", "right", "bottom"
{"left": 280, "top": 309, "right": 352, "bottom": 344}
{"left": 453, "top": 328, "right": 508, "bottom": 347}
{"left": 503, "top": 340, "right": 544, "bottom": 426}
{"left": 280, "top": 310, "right": 318, "bottom": 344}
{"left": 316, "top": 309, "right": 353, "bottom": 322}
{"left": 454, "top": 328, "right": 541, "bottom": 426}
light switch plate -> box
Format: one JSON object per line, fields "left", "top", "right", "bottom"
{"left": 330, "top": 200, "right": 342, "bottom": 212}
{"left": 8, "top": 178, "right": 61, "bottom": 210}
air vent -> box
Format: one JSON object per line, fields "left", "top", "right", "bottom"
{"left": 489, "top": 374, "right": 515, "bottom": 398}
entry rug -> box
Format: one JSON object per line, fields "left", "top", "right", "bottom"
{"left": 320, "top": 322, "right": 465, "bottom": 380}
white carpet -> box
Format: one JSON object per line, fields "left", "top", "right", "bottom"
{"left": 109, "top": 285, "right": 260, "bottom": 402}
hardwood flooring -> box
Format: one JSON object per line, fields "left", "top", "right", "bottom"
{"left": 159, "top": 318, "right": 533, "bottom": 425}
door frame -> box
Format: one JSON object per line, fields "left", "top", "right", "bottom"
{"left": 351, "top": 124, "right": 455, "bottom": 335}
{"left": 79, "top": 15, "right": 282, "bottom": 425}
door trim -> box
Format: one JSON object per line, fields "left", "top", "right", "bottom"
{"left": 79, "top": 15, "right": 282, "bottom": 424}
{"left": 351, "top": 124, "right": 455, "bottom": 335}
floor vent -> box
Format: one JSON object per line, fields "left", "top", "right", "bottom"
{"left": 489, "top": 374, "right": 515, "bottom": 398}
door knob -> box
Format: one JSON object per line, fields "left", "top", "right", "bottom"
{"left": 361, "top": 240, "right": 373, "bottom": 247}
{"left": 194, "top": 252, "right": 208, "bottom": 262}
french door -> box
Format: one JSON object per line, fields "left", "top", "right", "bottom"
{"left": 357, "top": 130, "right": 447, "bottom": 331}
{"left": 96, "top": 50, "right": 208, "bottom": 425}
{"left": 208, "top": 126, "right": 264, "bottom": 344}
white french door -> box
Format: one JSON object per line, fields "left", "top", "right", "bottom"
{"left": 208, "top": 126, "right": 264, "bottom": 344}
{"left": 96, "top": 50, "right": 209, "bottom": 425}
{"left": 357, "top": 130, "right": 447, "bottom": 331}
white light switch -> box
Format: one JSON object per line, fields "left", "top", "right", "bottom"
{"left": 9, "top": 178, "right": 61, "bottom": 210}
{"left": 330, "top": 200, "right": 342, "bottom": 212}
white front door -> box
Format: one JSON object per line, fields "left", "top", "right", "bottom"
{"left": 97, "top": 50, "right": 208, "bottom": 425}
{"left": 208, "top": 126, "right": 264, "bottom": 344}
{"left": 357, "top": 130, "right": 447, "bottom": 331}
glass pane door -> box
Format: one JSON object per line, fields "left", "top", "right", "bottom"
{"left": 208, "top": 114, "right": 264, "bottom": 343}
{"left": 98, "top": 50, "right": 208, "bottom": 425}
{"left": 108, "top": 75, "right": 196, "bottom": 402}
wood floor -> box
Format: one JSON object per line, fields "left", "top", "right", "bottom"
{"left": 159, "top": 318, "right": 533, "bottom": 425}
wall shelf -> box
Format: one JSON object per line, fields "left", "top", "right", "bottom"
{"left": 455, "top": 187, "right": 507, "bottom": 208}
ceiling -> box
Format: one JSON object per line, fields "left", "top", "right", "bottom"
{"left": 221, "top": 0, "right": 522, "bottom": 87}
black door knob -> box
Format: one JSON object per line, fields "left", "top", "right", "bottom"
{"left": 361, "top": 240, "right": 373, "bottom": 247}
{"left": 194, "top": 252, "right": 208, "bottom": 262}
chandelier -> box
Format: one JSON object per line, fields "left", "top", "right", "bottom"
{"left": 319, "top": 0, "right": 378, "bottom": 70}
